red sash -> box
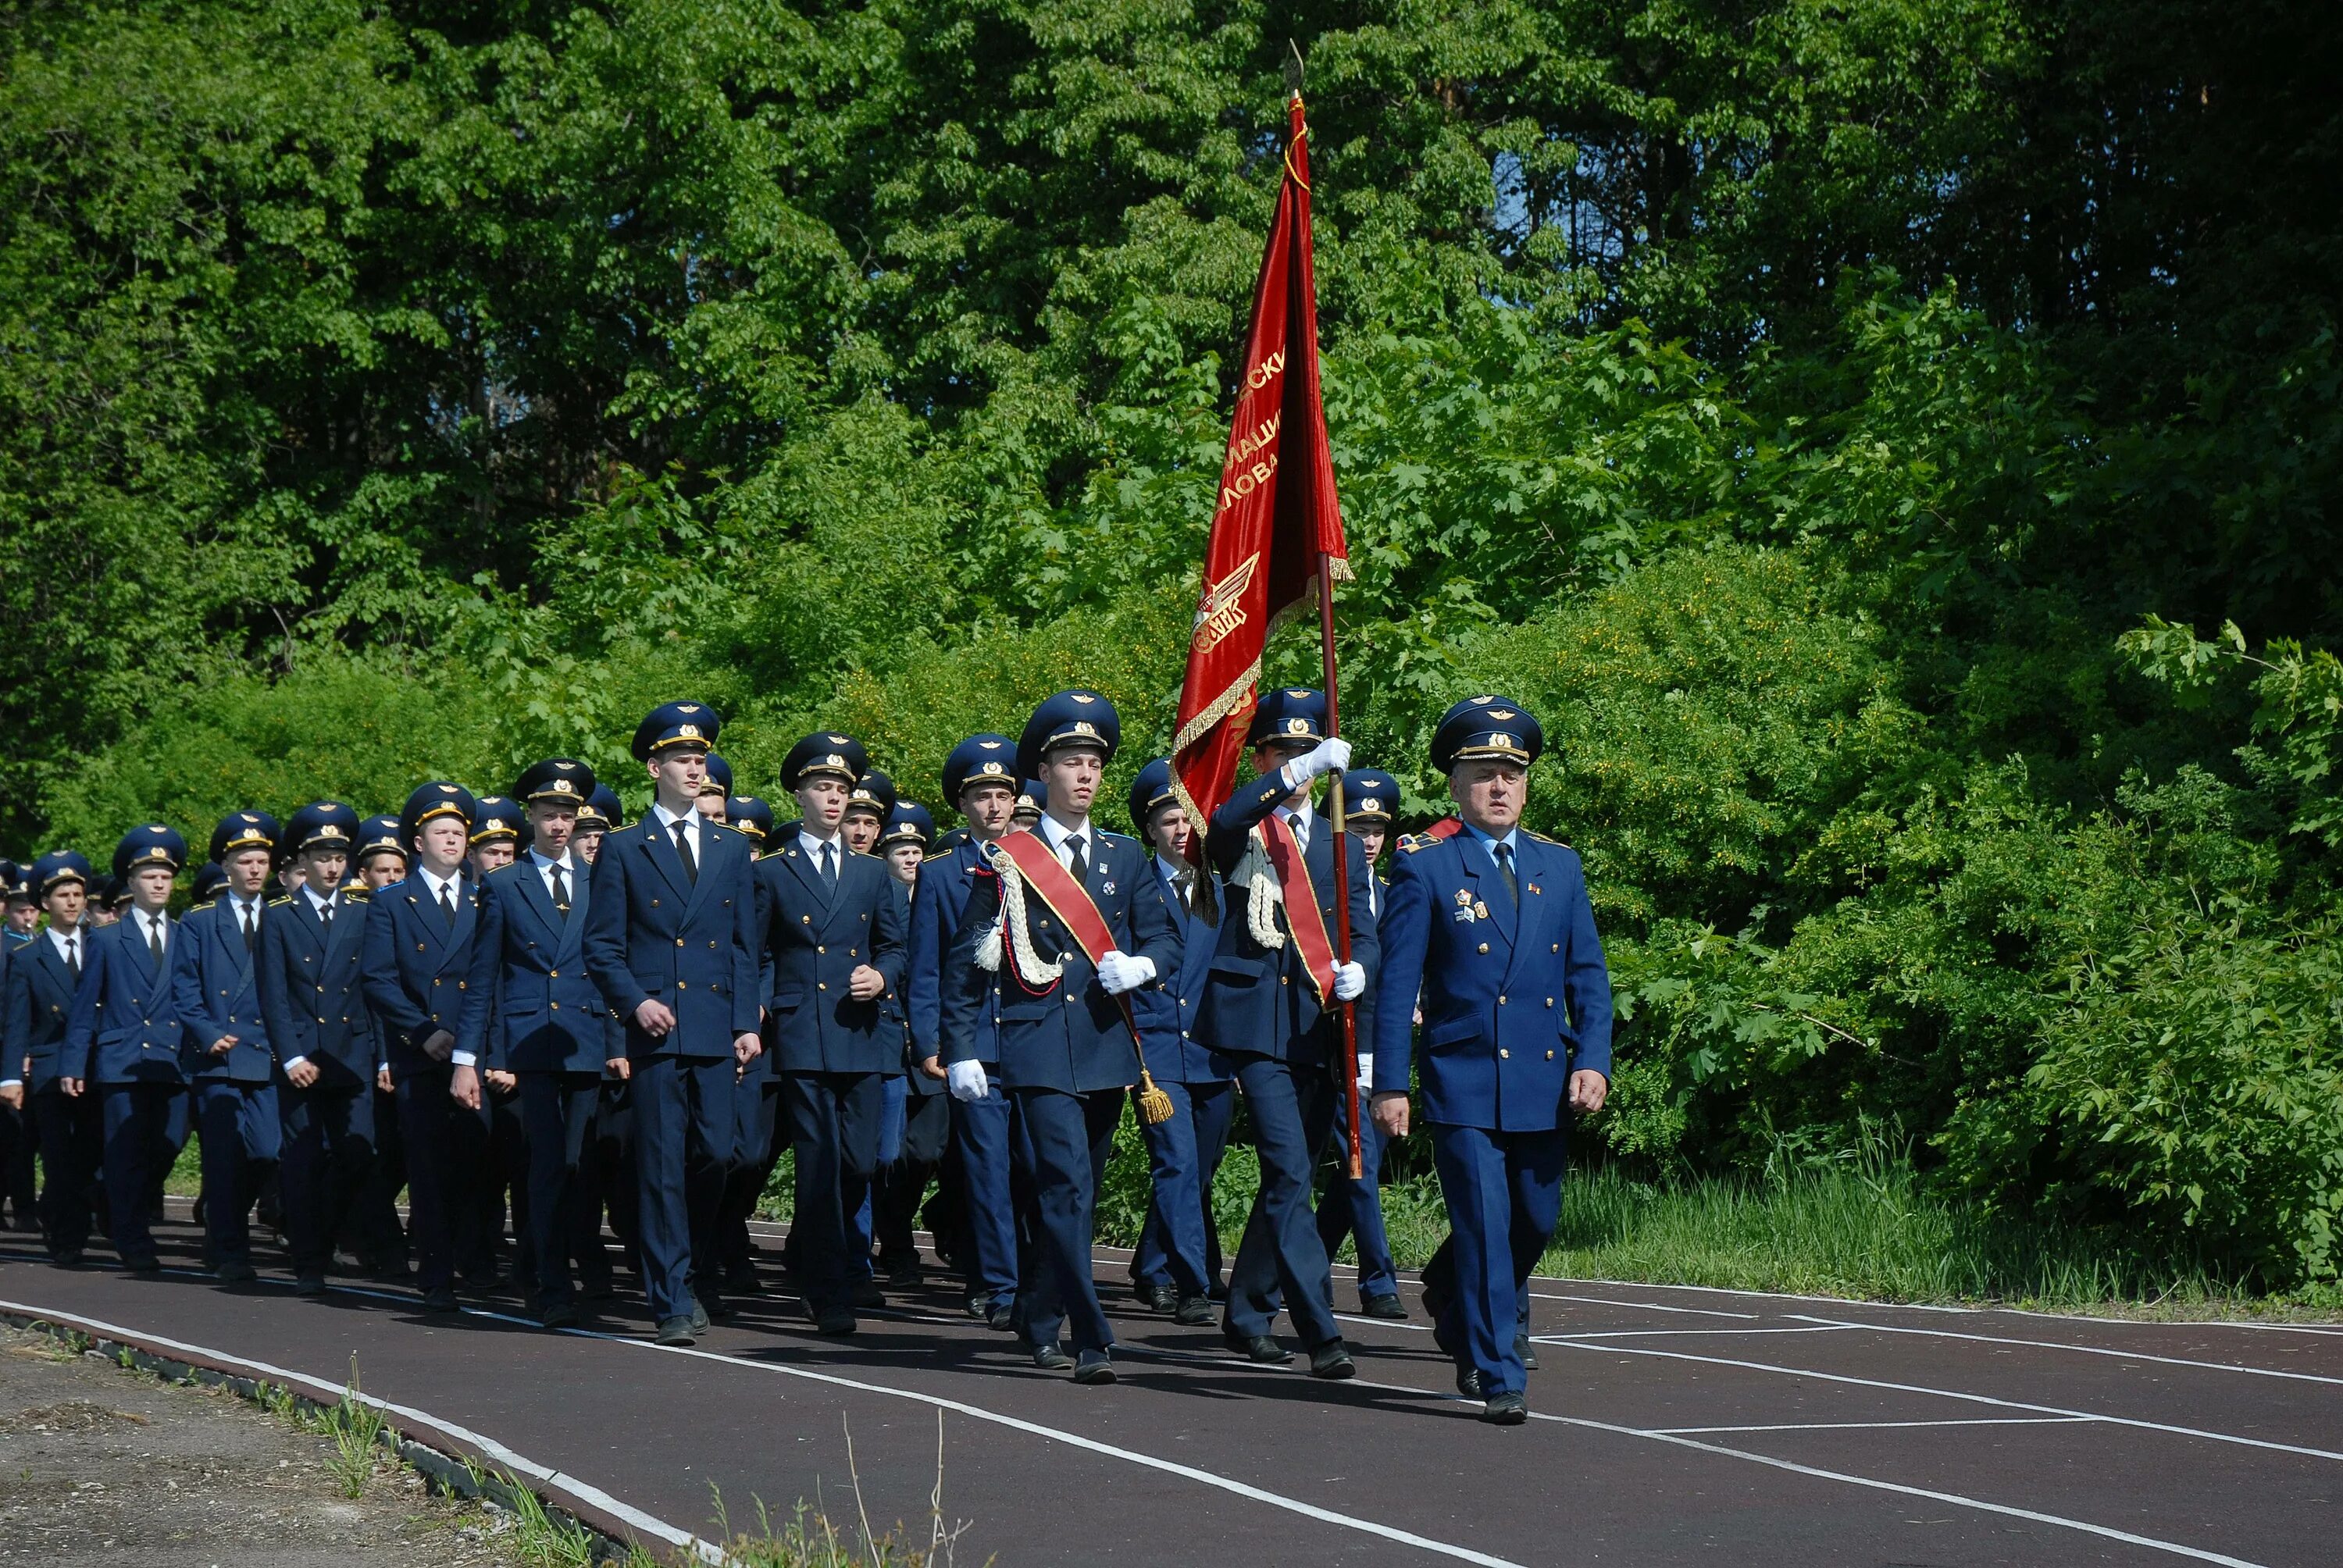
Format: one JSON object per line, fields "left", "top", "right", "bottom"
{"left": 1258, "top": 812, "right": 1339, "bottom": 1003}
{"left": 990, "top": 830, "right": 1144, "bottom": 1048}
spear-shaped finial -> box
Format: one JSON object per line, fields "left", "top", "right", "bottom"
{"left": 1285, "top": 39, "right": 1305, "bottom": 98}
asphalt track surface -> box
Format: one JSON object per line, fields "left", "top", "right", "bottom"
{"left": 3, "top": 1212, "right": 2336, "bottom": 1566}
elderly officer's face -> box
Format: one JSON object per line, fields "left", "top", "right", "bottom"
{"left": 1040, "top": 746, "right": 1104, "bottom": 818}
{"left": 961, "top": 780, "right": 1016, "bottom": 837}
{"left": 529, "top": 801, "right": 578, "bottom": 857}
{"left": 224, "top": 847, "right": 273, "bottom": 896}
{"left": 797, "top": 775, "right": 850, "bottom": 833}
{"left": 1450, "top": 760, "right": 1528, "bottom": 834}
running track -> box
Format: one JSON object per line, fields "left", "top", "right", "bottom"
{"left": 3, "top": 1213, "right": 2336, "bottom": 1566}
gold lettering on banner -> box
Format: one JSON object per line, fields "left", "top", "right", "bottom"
{"left": 1193, "top": 553, "right": 1262, "bottom": 654}
{"left": 1246, "top": 349, "right": 1288, "bottom": 391}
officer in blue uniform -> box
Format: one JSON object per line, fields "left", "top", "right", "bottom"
{"left": 697, "top": 755, "right": 735, "bottom": 825}
{"left": 748, "top": 732, "right": 908, "bottom": 1334}
{"left": 1315, "top": 767, "right": 1407, "bottom": 1319}
{"left": 1011, "top": 779, "right": 1046, "bottom": 832}
{"left": 574, "top": 787, "right": 622, "bottom": 864}
{"left": 1201, "top": 688, "right": 1374, "bottom": 1379}
{"left": 581, "top": 701, "right": 761, "bottom": 1345}
{"left": 727, "top": 795, "right": 776, "bottom": 856}
{"left": 2, "top": 852, "right": 102, "bottom": 1264}
{"left": 1371, "top": 696, "right": 1612, "bottom": 1424}
{"left": 257, "top": 802, "right": 381, "bottom": 1295}
{"left": 461, "top": 758, "right": 610, "bottom": 1328}
{"left": 469, "top": 796, "right": 526, "bottom": 875}
{"left": 61, "top": 825, "right": 189, "bottom": 1272}
{"left": 344, "top": 814, "right": 412, "bottom": 1277}
{"left": 571, "top": 784, "right": 638, "bottom": 1296}
{"left": 1125, "top": 758, "right": 1233, "bottom": 1323}
{"left": 362, "top": 782, "right": 493, "bottom": 1311}
{"left": 0, "top": 860, "right": 33, "bottom": 1231}
{"left": 466, "top": 791, "right": 532, "bottom": 1284}
{"left": 173, "top": 811, "right": 285, "bottom": 1281}
{"left": 908, "top": 733, "right": 1023, "bottom": 1326}
{"left": 873, "top": 800, "right": 946, "bottom": 1285}
{"left": 941, "top": 691, "right": 1178, "bottom": 1383}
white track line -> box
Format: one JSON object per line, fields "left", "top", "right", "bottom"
{"left": 1529, "top": 1292, "right": 1760, "bottom": 1318}
{"left": 1537, "top": 1325, "right": 1855, "bottom": 1341}
{"left": 0, "top": 1295, "right": 720, "bottom": 1562}
{"left": 1559, "top": 1274, "right": 2343, "bottom": 1335}
{"left": 1653, "top": 1417, "right": 2098, "bottom": 1435}
{"left": 1791, "top": 1315, "right": 2343, "bottom": 1386}
{"left": 1550, "top": 1340, "right": 2343, "bottom": 1463}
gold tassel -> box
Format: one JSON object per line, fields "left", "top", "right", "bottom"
{"left": 1135, "top": 1070, "right": 1175, "bottom": 1125}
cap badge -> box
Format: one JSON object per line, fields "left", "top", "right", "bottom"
{"left": 1471, "top": 695, "right": 1495, "bottom": 705}
{"left": 1286, "top": 718, "right": 1308, "bottom": 734}
{"left": 979, "top": 740, "right": 1004, "bottom": 750}
{"left": 1072, "top": 721, "right": 1097, "bottom": 738}
{"left": 1359, "top": 796, "right": 1382, "bottom": 813}
{"left": 979, "top": 762, "right": 1004, "bottom": 775}
{"left": 1489, "top": 709, "right": 1517, "bottom": 721}
{"left": 678, "top": 723, "right": 702, "bottom": 739}
{"left": 679, "top": 704, "right": 701, "bottom": 714}
{"left": 1071, "top": 693, "right": 1096, "bottom": 704}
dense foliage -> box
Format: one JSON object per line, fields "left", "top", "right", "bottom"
{"left": 5, "top": 1, "right": 2338, "bottom": 1285}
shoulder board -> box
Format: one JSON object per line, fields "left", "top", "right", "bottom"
{"left": 1524, "top": 829, "right": 1571, "bottom": 847}
{"left": 850, "top": 846, "right": 879, "bottom": 858}
{"left": 1396, "top": 818, "right": 1464, "bottom": 854}
{"left": 266, "top": 896, "right": 292, "bottom": 908}
{"left": 1097, "top": 829, "right": 1138, "bottom": 846}
{"left": 190, "top": 897, "right": 219, "bottom": 913}
{"left": 706, "top": 824, "right": 739, "bottom": 843}
{"left": 341, "top": 887, "right": 371, "bottom": 903}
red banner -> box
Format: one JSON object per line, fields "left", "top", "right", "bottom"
{"left": 1168, "top": 91, "right": 1349, "bottom": 839}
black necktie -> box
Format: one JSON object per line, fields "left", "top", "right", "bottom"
{"left": 818, "top": 841, "right": 838, "bottom": 892}
{"left": 673, "top": 821, "right": 698, "bottom": 885}
{"left": 240, "top": 901, "right": 256, "bottom": 952}
{"left": 439, "top": 883, "right": 457, "bottom": 929}
{"left": 1173, "top": 867, "right": 1194, "bottom": 913}
{"left": 1068, "top": 833, "right": 1089, "bottom": 882}
{"left": 551, "top": 864, "right": 570, "bottom": 918}
{"left": 1289, "top": 814, "right": 1308, "bottom": 857}
{"left": 148, "top": 916, "right": 166, "bottom": 967}
{"left": 319, "top": 898, "right": 333, "bottom": 928}
{"left": 65, "top": 934, "right": 80, "bottom": 980}
{"left": 1490, "top": 842, "right": 1519, "bottom": 907}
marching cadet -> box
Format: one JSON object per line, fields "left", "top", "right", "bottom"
{"left": 460, "top": 759, "right": 609, "bottom": 1328}
{"left": 747, "top": 732, "right": 908, "bottom": 1333}
{"left": 1315, "top": 767, "right": 1407, "bottom": 1319}
{"left": 173, "top": 811, "right": 285, "bottom": 1282}
{"left": 2, "top": 852, "right": 103, "bottom": 1264}
{"left": 571, "top": 784, "right": 638, "bottom": 1297}
{"left": 940, "top": 691, "right": 1177, "bottom": 1384}
{"left": 348, "top": 814, "right": 411, "bottom": 1278}
{"left": 728, "top": 796, "right": 775, "bottom": 856}
{"left": 840, "top": 771, "right": 896, "bottom": 857}
{"left": 580, "top": 701, "right": 761, "bottom": 1346}
{"left": 470, "top": 796, "right": 525, "bottom": 875}
{"left": 1371, "top": 697, "right": 1611, "bottom": 1424}
{"left": 1125, "top": 759, "right": 1232, "bottom": 1323}
{"left": 697, "top": 756, "right": 733, "bottom": 825}
{"left": 1200, "top": 688, "right": 1373, "bottom": 1380}
{"left": 1010, "top": 781, "right": 1046, "bottom": 832}
{"left": 872, "top": 801, "right": 943, "bottom": 1285}
{"left": 574, "top": 787, "right": 621, "bottom": 865}
{"left": 908, "top": 734, "right": 1023, "bottom": 1327}
{"left": 2, "top": 863, "right": 36, "bottom": 944}
{"left": 362, "top": 782, "right": 493, "bottom": 1312}
{"left": 84, "top": 875, "right": 121, "bottom": 928}
{"left": 465, "top": 791, "right": 530, "bottom": 1282}
{"left": 256, "top": 802, "right": 380, "bottom": 1295}
{"left": 0, "top": 862, "right": 31, "bottom": 1231}
{"left": 60, "top": 825, "right": 189, "bottom": 1272}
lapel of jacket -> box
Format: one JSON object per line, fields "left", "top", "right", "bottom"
{"left": 323, "top": 893, "right": 366, "bottom": 968}
{"left": 680, "top": 825, "right": 724, "bottom": 925}
{"left": 637, "top": 815, "right": 694, "bottom": 906}
{"left": 553, "top": 856, "right": 588, "bottom": 961}
{"left": 438, "top": 877, "right": 477, "bottom": 971}
{"left": 1457, "top": 833, "right": 1518, "bottom": 949}
{"left": 34, "top": 935, "right": 74, "bottom": 1005}
{"left": 122, "top": 911, "right": 160, "bottom": 988}
{"left": 508, "top": 861, "right": 562, "bottom": 949}
{"left": 773, "top": 839, "right": 833, "bottom": 927}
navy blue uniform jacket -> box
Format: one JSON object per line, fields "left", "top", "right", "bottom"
{"left": 1129, "top": 860, "right": 1229, "bottom": 1085}
{"left": 939, "top": 828, "right": 1178, "bottom": 1093}
{"left": 1198, "top": 773, "right": 1379, "bottom": 1063}
{"left": 173, "top": 900, "right": 276, "bottom": 1084}
{"left": 907, "top": 839, "right": 1000, "bottom": 1067}
{"left": 581, "top": 816, "right": 760, "bottom": 1059}
{"left": 62, "top": 918, "right": 186, "bottom": 1085}
{"left": 751, "top": 841, "right": 908, "bottom": 1076}
{"left": 5, "top": 937, "right": 84, "bottom": 1091}
{"left": 257, "top": 892, "right": 382, "bottom": 1085}
{"left": 1370, "top": 830, "right": 1611, "bottom": 1132}
{"left": 361, "top": 874, "right": 482, "bottom": 1078}
{"left": 461, "top": 860, "right": 609, "bottom": 1074}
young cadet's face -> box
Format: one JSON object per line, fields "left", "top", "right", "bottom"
{"left": 797, "top": 776, "right": 849, "bottom": 834}
{"left": 697, "top": 791, "right": 729, "bottom": 825}
{"left": 87, "top": 905, "right": 118, "bottom": 926}
{"left": 1350, "top": 825, "right": 1388, "bottom": 864}
{"left": 960, "top": 781, "right": 1016, "bottom": 837}
{"left": 413, "top": 818, "right": 469, "bottom": 877}
{"left": 300, "top": 848, "right": 348, "bottom": 889}
{"left": 648, "top": 749, "right": 706, "bottom": 809}
{"left": 1450, "top": 760, "right": 1528, "bottom": 834}
{"left": 1254, "top": 739, "right": 1312, "bottom": 805}
{"left": 279, "top": 863, "right": 306, "bottom": 893}
{"left": 529, "top": 801, "right": 577, "bottom": 857}
{"left": 358, "top": 851, "right": 405, "bottom": 889}
{"left": 841, "top": 810, "right": 881, "bottom": 854}
{"left": 572, "top": 829, "right": 604, "bottom": 864}
{"left": 472, "top": 839, "right": 516, "bottom": 873}
{"left": 129, "top": 866, "right": 175, "bottom": 913}
{"left": 223, "top": 848, "right": 273, "bottom": 896}
{"left": 1039, "top": 747, "right": 1104, "bottom": 818}
{"left": 886, "top": 843, "right": 922, "bottom": 885}
{"left": 1147, "top": 802, "right": 1192, "bottom": 861}
{"left": 43, "top": 884, "right": 85, "bottom": 929}
{"left": 5, "top": 900, "right": 34, "bottom": 932}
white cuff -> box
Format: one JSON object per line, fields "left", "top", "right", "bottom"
{"left": 281, "top": 1056, "right": 308, "bottom": 1073}
{"left": 450, "top": 1051, "right": 478, "bottom": 1067}
{"left": 0, "top": 1078, "right": 20, "bottom": 1089}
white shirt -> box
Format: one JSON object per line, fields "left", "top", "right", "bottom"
{"left": 138, "top": 908, "right": 170, "bottom": 957}
{"left": 529, "top": 847, "right": 578, "bottom": 902}
{"left": 46, "top": 923, "right": 84, "bottom": 967}
{"left": 797, "top": 828, "right": 843, "bottom": 875}
{"left": 1275, "top": 800, "right": 1315, "bottom": 855}
{"left": 1037, "top": 811, "right": 1093, "bottom": 873}
{"left": 303, "top": 885, "right": 338, "bottom": 919}
{"left": 226, "top": 892, "right": 265, "bottom": 941}
{"left": 651, "top": 800, "right": 703, "bottom": 864}
{"left": 415, "top": 864, "right": 463, "bottom": 906}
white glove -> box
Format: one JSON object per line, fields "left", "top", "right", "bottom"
{"left": 947, "top": 1060, "right": 990, "bottom": 1102}
{"left": 1332, "top": 960, "right": 1366, "bottom": 1002}
{"left": 1095, "top": 950, "right": 1157, "bottom": 996}
{"left": 1286, "top": 736, "right": 1353, "bottom": 784}
{"left": 1355, "top": 1052, "right": 1375, "bottom": 1097}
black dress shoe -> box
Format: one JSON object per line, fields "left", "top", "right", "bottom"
{"left": 215, "top": 1259, "right": 256, "bottom": 1284}
{"left": 687, "top": 1298, "right": 711, "bottom": 1334}
{"left": 815, "top": 1307, "right": 858, "bottom": 1337}
{"left": 702, "top": 1293, "right": 737, "bottom": 1322}
{"left": 722, "top": 1262, "right": 764, "bottom": 1296}
{"left": 881, "top": 1253, "right": 923, "bottom": 1288}
{"left": 851, "top": 1278, "right": 885, "bottom": 1310}
{"left": 1173, "top": 1294, "right": 1214, "bottom": 1326}
{"left": 1308, "top": 1340, "right": 1357, "bottom": 1380}
{"left": 1224, "top": 1330, "right": 1291, "bottom": 1365}
{"left": 125, "top": 1255, "right": 162, "bottom": 1276}
{"left": 1032, "top": 1342, "right": 1075, "bottom": 1371}
{"left": 1455, "top": 1363, "right": 1482, "bottom": 1399}
{"left": 1072, "top": 1349, "right": 1116, "bottom": 1384}
{"left": 540, "top": 1301, "right": 581, "bottom": 1330}
{"left": 1480, "top": 1391, "right": 1528, "bottom": 1425}
{"left": 293, "top": 1274, "right": 327, "bottom": 1298}
{"left": 1516, "top": 1331, "right": 1540, "bottom": 1371}
{"left": 984, "top": 1302, "right": 1017, "bottom": 1333}
{"left": 1361, "top": 1294, "right": 1408, "bottom": 1320}
{"left": 51, "top": 1250, "right": 86, "bottom": 1270}
{"left": 655, "top": 1315, "right": 697, "bottom": 1347}
{"left": 423, "top": 1285, "right": 459, "bottom": 1313}
{"left": 1140, "top": 1281, "right": 1177, "bottom": 1312}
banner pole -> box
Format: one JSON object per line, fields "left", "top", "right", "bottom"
{"left": 1319, "top": 550, "right": 1364, "bottom": 1180}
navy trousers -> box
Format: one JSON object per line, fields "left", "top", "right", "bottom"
{"left": 782, "top": 1069, "right": 885, "bottom": 1314}
{"left": 1013, "top": 1086, "right": 1122, "bottom": 1353}
{"left": 1428, "top": 1122, "right": 1567, "bottom": 1397}
{"left": 1132, "top": 1078, "right": 1235, "bottom": 1299}
{"left": 354, "top": 1080, "right": 408, "bottom": 1267}
{"left": 632, "top": 1052, "right": 736, "bottom": 1321}
{"left": 714, "top": 1069, "right": 778, "bottom": 1280}
{"left": 950, "top": 1082, "right": 1018, "bottom": 1312}
{"left": 395, "top": 1063, "right": 493, "bottom": 1292}
{"left": 579, "top": 1075, "right": 640, "bottom": 1291}
{"left": 193, "top": 1080, "right": 280, "bottom": 1268}
{"left": 1222, "top": 1053, "right": 1339, "bottom": 1347}
{"left": 33, "top": 1083, "right": 103, "bottom": 1260}
{"left": 98, "top": 1083, "right": 180, "bottom": 1264}
{"left": 1316, "top": 1089, "right": 1399, "bottom": 1303}
{"left": 519, "top": 1071, "right": 604, "bottom": 1309}
{"left": 277, "top": 1078, "right": 375, "bottom": 1278}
